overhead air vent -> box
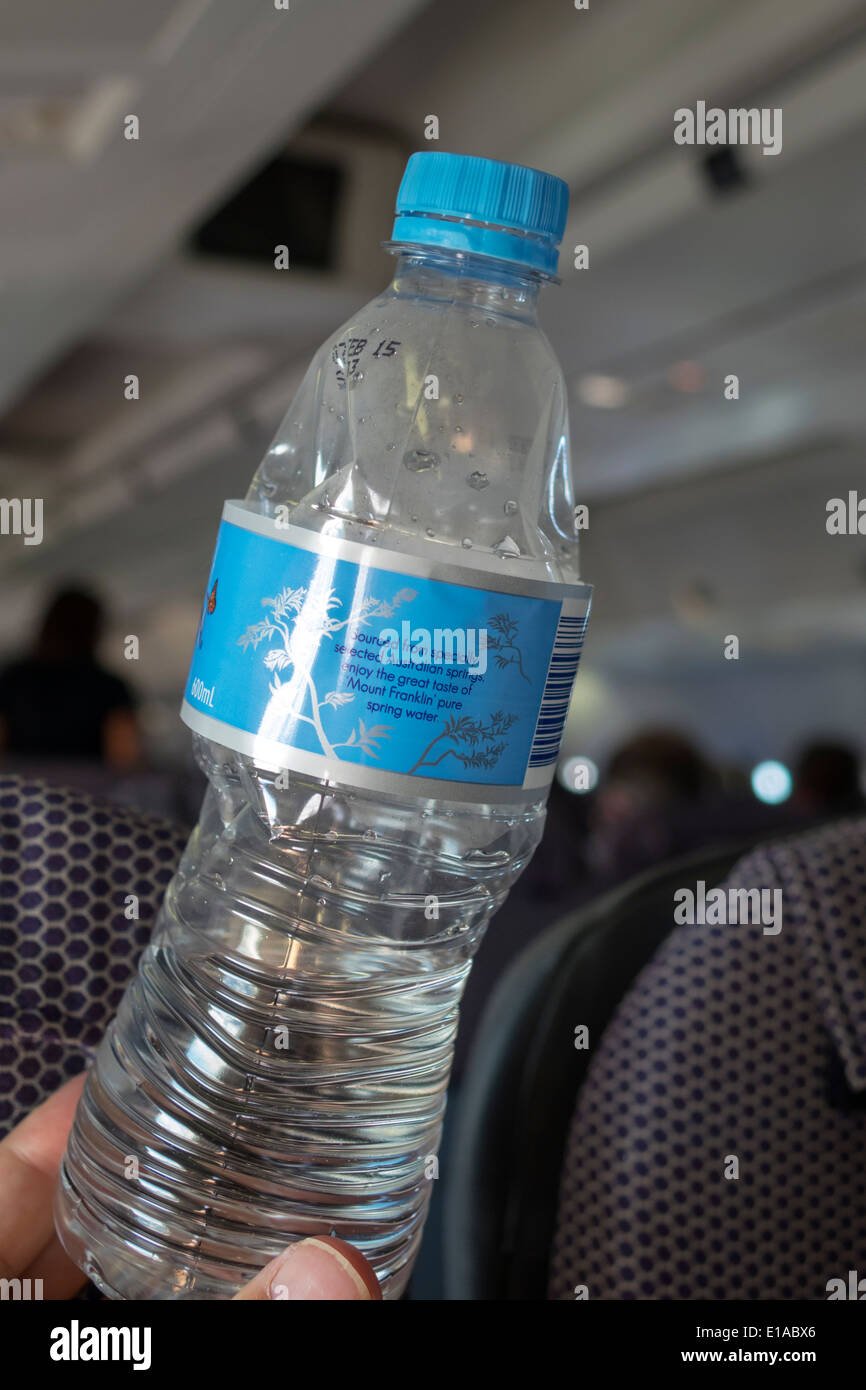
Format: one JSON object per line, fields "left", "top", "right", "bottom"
{"left": 701, "top": 146, "right": 749, "bottom": 196}
{"left": 190, "top": 152, "right": 344, "bottom": 272}
{"left": 187, "top": 121, "right": 407, "bottom": 282}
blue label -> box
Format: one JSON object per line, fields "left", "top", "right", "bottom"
{"left": 182, "top": 505, "right": 590, "bottom": 800}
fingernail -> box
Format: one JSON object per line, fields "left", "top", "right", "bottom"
{"left": 267, "top": 1239, "right": 374, "bottom": 1301}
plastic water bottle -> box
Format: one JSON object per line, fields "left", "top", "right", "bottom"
{"left": 55, "top": 151, "right": 592, "bottom": 1300}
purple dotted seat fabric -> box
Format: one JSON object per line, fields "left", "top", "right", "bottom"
{"left": 0, "top": 775, "right": 187, "bottom": 1136}
{"left": 549, "top": 817, "right": 866, "bottom": 1300}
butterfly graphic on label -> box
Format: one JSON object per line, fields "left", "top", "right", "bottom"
{"left": 196, "top": 579, "right": 218, "bottom": 648}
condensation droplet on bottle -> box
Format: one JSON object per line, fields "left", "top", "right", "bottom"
{"left": 454, "top": 393, "right": 464, "bottom": 404}
{"left": 403, "top": 449, "right": 439, "bottom": 472}
{"left": 359, "top": 415, "right": 369, "bottom": 424}
{"left": 461, "top": 538, "right": 473, "bottom": 549}
{"left": 470, "top": 319, "right": 480, "bottom": 328}
{"left": 467, "top": 471, "right": 489, "bottom": 490}
{"left": 504, "top": 499, "right": 518, "bottom": 515}
{"left": 260, "top": 480, "right": 277, "bottom": 497}
{"left": 426, "top": 527, "right": 436, "bottom": 538}
{"left": 328, "top": 405, "right": 335, "bottom": 413}
{"left": 485, "top": 317, "right": 496, "bottom": 326}
{"left": 354, "top": 372, "right": 364, "bottom": 383}
{"left": 363, "top": 828, "right": 378, "bottom": 842}
{"left": 410, "top": 514, "right": 418, "bottom": 523}
{"left": 454, "top": 425, "right": 463, "bottom": 433}
{"left": 386, "top": 443, "right": 396, "bottom": 451}
{"left": 493, "top": 535, "right": 521, "bottom": 559}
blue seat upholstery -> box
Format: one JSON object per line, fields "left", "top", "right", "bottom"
{"left": 0, "top": 775, "right": 187, "bottom": 1135}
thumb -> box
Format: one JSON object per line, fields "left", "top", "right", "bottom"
{"left": 233, "top": 1237, "right": 381, "bottom": 1301}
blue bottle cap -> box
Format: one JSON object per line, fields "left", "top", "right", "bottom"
{"left": 391, "top": 151, "right": 570, "bottom": 275}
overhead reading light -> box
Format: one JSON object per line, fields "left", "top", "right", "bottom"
{"left": 558, "top": 755, "right": 599, "bottom": 794}
{"left": 0, "top": 79, "right": 136, "bottom": 161}
{"left": 669, "top": 360, "right": 705, "bottom": 392}
{"left": 577, "top": 373, "right": 629, "bottom": 409}
{"left": 751, "top": 760, "right": 792, "bottom": 805}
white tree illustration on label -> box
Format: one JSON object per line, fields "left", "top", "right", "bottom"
{"left": 238, "top": 585, "right": 527, "bottom": 779}
{"left": 238, "top": 584, "right": 415, "bottom": 759}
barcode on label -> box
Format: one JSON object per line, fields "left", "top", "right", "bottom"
{"left": 528, "top": 611, "right": 588, "bottom": 768}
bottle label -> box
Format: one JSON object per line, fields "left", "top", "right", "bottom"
{"left": 182, "top": 502, "right": 591, "bottom": 803}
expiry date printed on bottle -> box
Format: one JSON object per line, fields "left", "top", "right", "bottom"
{"left": 331, "top": 337, "right": 401, "bottom": 386}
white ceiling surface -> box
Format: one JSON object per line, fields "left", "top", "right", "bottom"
{"left": 0, "top": 0, "right": 425, "bottom": 415}
{"left": 0, "top": 0, "right": 865, "bottom": 755}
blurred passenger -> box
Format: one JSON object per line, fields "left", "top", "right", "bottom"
{"left": 587, "top": 729, "right": 716, "bottom": 882}
{"left": 585, "top": 727, "right": 822, "bottom": 889}
{"left": 793, "top": 740, "right": 865, "bottom": 817}
{"left": 0, "top": 586, "right": 143, "bottom": 770}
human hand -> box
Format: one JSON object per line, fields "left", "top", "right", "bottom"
{"left": 0, "top": 1075, "right": 380, "bottom": 1301}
